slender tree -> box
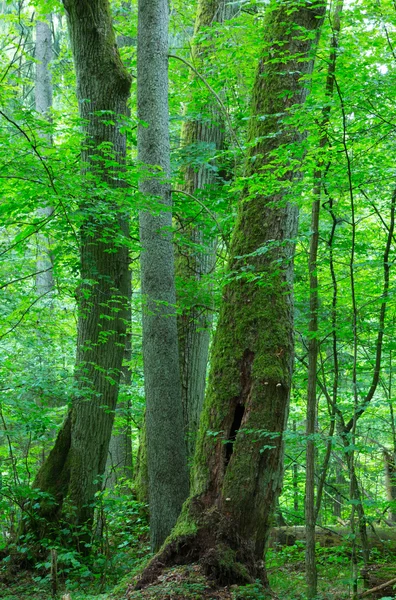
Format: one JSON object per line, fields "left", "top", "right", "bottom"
{"left": 137, "top": 0, "right": 189, "bottom": 551}
{"left": 136, "top": 0, "right": 325, "bottom": 588}
{"left": 35, "top": 16, "right": 54, "bottom": 296}
{"left": 305, "top": 3, "right": 343, "bottom": 597}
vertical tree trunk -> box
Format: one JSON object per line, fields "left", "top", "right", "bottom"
{"left": 176, "top": 0, "right": 239, "bottom": 460}
{"left": 35, "top": 17, "right": 54, "bottom": 295}
{"left": 137, "top": 0, "right": 325, "bottom": 588}
{"left": 384, "top": 450, "right": 396, "bottom": 522}
{"left": 137, "top": 0, "right": 189, "bottom": 551}
{"left": 32, "top": 0, "right": 132, "bottom": 534}
{"left": 105, "top": 271, "right": 134, "bottom": 489}
{"left": 333, "top": 461, "right": 345, "bottom": 519}
{"left": 305, "top": 4, "right": 342, "bottom": 596}
{"left": 293, "top": 421, "right": 299, "bottom": 513}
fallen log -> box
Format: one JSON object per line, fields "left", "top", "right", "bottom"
{"left": 269, "top": 526, "right": 396, "bottom": 551}
{"left": 358, "top": 576, "right": 396, "bottom": 598}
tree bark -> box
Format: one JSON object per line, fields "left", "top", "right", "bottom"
{"left": 35, "top": 17, "right": 54, "bottom": 296}
{"left": 176, "top": 0, "right": 240, "bottom": 461}
{"left": 305, "top": 4, "right": 343, "bottom": 596}
{"left": 32, "top": 0, "right": 131, "bottom": 534}
{"left": 137, "top": 0, "right": 189, "bottom": 551}
{"left": 384, "top": 450, "right": 396, "bottom": 523}
{"left": 136, "top": 0, "right": 325, "bottom": 588}
{"left": 105, "top": 270, "right": 133, "bottom": 489}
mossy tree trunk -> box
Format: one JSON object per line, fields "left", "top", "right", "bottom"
{"left": 137, "top": 0, "right": 325, "bottom": 588}
{"left": 32, "top": 0, "right": 131, "bottom": 534}
{"left": 176, "top": 0, "right": 239, "bottom": 461}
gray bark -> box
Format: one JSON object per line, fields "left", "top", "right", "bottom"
{"left": 137, "top": 0, "right": 189, "bottom": 551}
{"left": 35, "top": 18, "right": 54, "bottom": 296}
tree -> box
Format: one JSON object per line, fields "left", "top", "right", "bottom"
{"left": 35, "top": 15, "right": 55, "bottom": 296}
{"left": 136, "top": 0, "right": 325, "bottom": 587}
{"left": 175, "top": 0, "right": 240, "bottom": 461}
{"left": 31, "top": 0, "right": 132, "bottom": 534}
{"left": 137, "top": 0, "right": 189, "bottom": 551}
{"left": 305, "top": 3, "right": 343, "bottom": 596}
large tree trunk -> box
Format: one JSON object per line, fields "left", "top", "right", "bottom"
{"left": 176, "top": 0, "right": 239, "bottom": 461}
{"left": 136, "top": 0, "right": 325, "bottom": 589}
{"left": 32, "top": 0, "right": 131, "bottom": 534}
{"left": 137, "top": 0, "right": 189, "bottom": 551}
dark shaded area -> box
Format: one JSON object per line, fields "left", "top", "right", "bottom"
{"left": 224, "top": 404, "right": 245, "bottom": 467}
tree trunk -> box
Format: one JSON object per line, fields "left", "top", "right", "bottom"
{"left": 136, "top": 0, "right": 325, "bottom": 588}
{"left": 292, "top": 421, "right": 299, "bottom": 513}
{"left": 176, "top": 0, "right": 239, "bottom": 461}
{"left": 384, "top": 450, "right": 396, "bottom": 523}
{"left": 305, "top": 4, "right": 342, "bottom": 596}
{"left": 35, "top": 17, "right": 54, "bottom": 296}
{"left": 137, "top": 0, "right": 189, "bottom": 551}
{"left": 32, "top": 0, "right": 131, "bottom": 535}
{"left": 134, "top": 418, "right": 149, "bottom": 503}
{"left": 105, "top": 270, "right": 133, "bottom": 489}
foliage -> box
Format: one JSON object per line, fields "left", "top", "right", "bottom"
{"left": 1, "top": 0, "right": 396, "bottom": 597}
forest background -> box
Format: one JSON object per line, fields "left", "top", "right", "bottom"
{"left": 0, "top": 0, "right": 396, "bottom": 599}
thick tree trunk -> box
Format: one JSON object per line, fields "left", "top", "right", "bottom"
{"left": 32, "top": 0, "right": 131, "bottom": 534}
{"left": 176, "top": 0, "right": 239, "bottom": 461}
{"left": 35, "top": 17, "right": 54, "bottom": 295}
{"left": 138, "top": 0, "right": 189, "bottom": 551}
{"left": 136, "top": 0, "right": 325, "bottom": 589}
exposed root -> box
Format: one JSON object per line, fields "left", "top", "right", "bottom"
{"left": 134, "top": 505, "right": 265, "bottom": 591}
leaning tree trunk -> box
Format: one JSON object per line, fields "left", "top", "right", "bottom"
{"left": 136, "top": 0, "right": 325, "bottom": 589}
{"left": 32, "top": 0, "right": 131, "bottom": 534}
{"left": 138, "top": 0, "right": 189, "bottom": 551}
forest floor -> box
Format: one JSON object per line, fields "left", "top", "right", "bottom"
{"left": 1, "top": 532, "right": 395, "bottom": 599}
{"left": 2, "top": 552, "right": 395, "bottom": 600}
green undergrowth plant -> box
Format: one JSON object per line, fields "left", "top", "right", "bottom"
{"left": 231, "top": 581, "right": 269, "bottom": 600}
{"left": 1, "top": 486, "right": 149, "bottom": 597}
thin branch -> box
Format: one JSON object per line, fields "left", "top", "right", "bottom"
{"left": 169, "top": 53, "right": 242, "bottom": 152}
{"left": 171, "top": 188, "right": 230, "bottom": 250}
